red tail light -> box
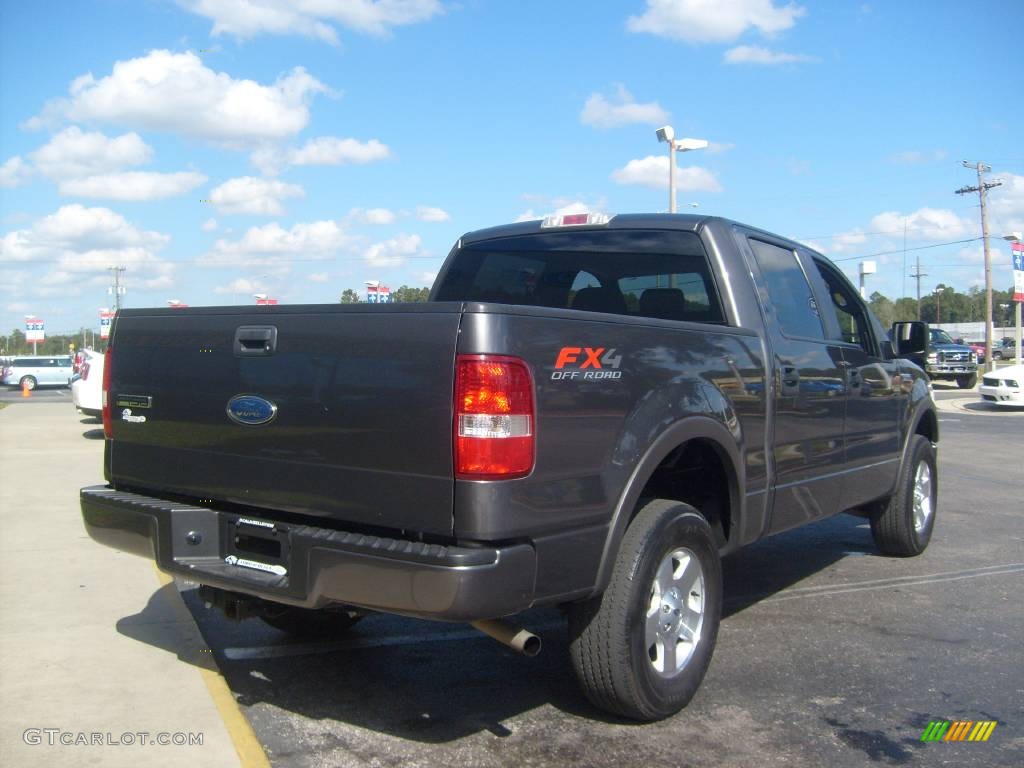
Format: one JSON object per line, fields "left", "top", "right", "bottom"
{"left": 102, "top": 347, "right": 113, "bottom": 439}
{"left": 454, "top": 355, "right": 535, "bottom": 479}
{"left": 80, "top": 361, "right": 91, "bottom": 381}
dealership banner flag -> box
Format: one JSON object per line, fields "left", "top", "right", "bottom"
{"left": 100, "top": 309, "right": 115, "bottom": 340}
{"left": 25, "top": 317, "right": 45, "bottom": 342}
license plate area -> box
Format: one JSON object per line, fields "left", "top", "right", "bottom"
{"left": 223, "top": 516, "right": 290, "bottom": 574}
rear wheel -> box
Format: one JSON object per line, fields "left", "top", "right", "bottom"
{"left": 568, "top": 500, "right": 722, "bottom": 721}
{"left": 870, "top": 435, "right": 937, "bottom": 556}
{"left": 19, "top": 376, "right": 36, "bottom": 391}
{"left": 259, "top": 606, "right": 362, "bottom": 636}
{"left": 956, "top": 373, "right": 977, "bottom": 389}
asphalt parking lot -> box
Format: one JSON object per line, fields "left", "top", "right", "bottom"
{"left": 1, "top": 390, "right": 1021, "bottom": 767}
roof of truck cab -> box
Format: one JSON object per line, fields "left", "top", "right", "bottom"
{"left": 459, "top": 213, "right": 708, "bottom": 245}
{"left": 457, "top": 214, "right": 823, "bottom": 259}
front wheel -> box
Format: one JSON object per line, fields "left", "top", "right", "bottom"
{"left": 19, "top": 376, "right": 36, "bottom": 391}
{"left": 870, "top": 435, "right": 937, "bottom": 556}
{"left": 568, "top": 500, "right": 722, "bottom": 721}
{"left": 956, "top": 373, "right": 977, "bottom": 389}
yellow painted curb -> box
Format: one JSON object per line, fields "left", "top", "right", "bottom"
{"left": 153, "top": 567, "right": 272, "bottom": 768}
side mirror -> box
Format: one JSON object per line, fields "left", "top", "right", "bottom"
{"left": 891, "top": 321, "right": 928, "bottom": 355}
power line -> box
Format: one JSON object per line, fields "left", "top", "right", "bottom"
{"left": 828, "top": 237, "right": 983, "bottom": 263}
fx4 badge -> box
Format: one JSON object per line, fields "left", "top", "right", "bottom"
{"left": 552, "top": 346, "right": 623, "bottom": 380}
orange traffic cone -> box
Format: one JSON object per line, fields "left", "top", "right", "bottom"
{"left": 21, "top": 380, "right": 30, "bottom": 397}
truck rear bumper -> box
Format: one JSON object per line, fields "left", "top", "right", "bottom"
{"left": 80, "top": 486, "right": 536, "bottom": 621}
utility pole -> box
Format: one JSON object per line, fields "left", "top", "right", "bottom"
{"left": 956, "top": 161, "right": 1002, "bottom": 372}
{"left": 909, "top": 252, "right": 927, "bottom": 320}
{"left": 107, "top": 265, "right": 126, "bottom": 312}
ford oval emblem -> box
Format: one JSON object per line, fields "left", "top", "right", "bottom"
{"left": 226, "top": 395, "right": 277, "bottom": 426}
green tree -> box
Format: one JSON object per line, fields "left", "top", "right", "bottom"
{"left": 390, "top": 285, "right": 430, "bottom": 303}
{"left": 868, "top": 292, "right": 896, "bottom": 328}
{"left": 339, "top": 289, "right": 362, "bottom": 304}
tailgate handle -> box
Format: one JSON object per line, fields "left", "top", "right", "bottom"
{"left": 234, "top": 326, "right": 278, "bottom": 356}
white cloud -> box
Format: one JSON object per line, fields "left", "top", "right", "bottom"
{"left": 417, "top": 271, "right": 438, "bottom": 285}
{"left": 870, "top": 208, "right": 972, "bottom": 241}
{"left": 14, "top": 127, "right": 204, "bottom": 201}
{"left": 308, "top": 272, "right": 330, "bottom": 283}
{"left": 59, "top": 171, "right": 207, "bottom": 201}
{"left": 580, "top": 85, "right": 669, "bottom": 129}
{"left": 415, "top": 205, "right": 449, "bottom": 222}
{"left": 178, "top": 0, "right": 444, "bottom": 43}
{"left": 0, "top": 156, "right": 32, "bottom": 188}
{"left": 627, "top": 0, "right": 805, "bottom": 43}
{"left": 200, "top": 220, "right": 355, "bottom": 267}
{"left": 889, "top": 149, "right": 948, "bottom": 165}
{"left": 209, "top": 176, "right": 305, "bottom": 215}
{"left": 214, "top": 277, "right": 267, "bottom": 295}
{"left": 202, "top": 217, "right": 218, "bottom": 232}
{"left": 724, "top": 45, "right": 816, "bottom": 65}
{"left": 0, "top": 205, "right": 174, "bottom": 291}
{"left": 821, "top": 229, "right": 868, "bottom": 254}
{"left": 706, "top": 141, "right": 735, "bottom": 154}
{"left": 30, "top": 127, "right": 151, "bottom": 179}
{"left": 988, "top": 171, "right": 1024, "bottom": 236}
{"left": 347, "top": 207, "right": 397, "bottom": 225}
{"left": 29, "top": 50, "right": 328, "bottom": 145}
{"left": 252, "top": 136, "right": 391, "bottom": 175}
{"left": 611, "top": 155, "right": 722, "bottom": 192}
{"left": 364, "top": 233, "right": 422, "bottom": 268}
{"left": 290, "top": 136, "right": 390, "bottom": 165}
{"left": 515, "top": 199, "right": 607, "bottom": 223}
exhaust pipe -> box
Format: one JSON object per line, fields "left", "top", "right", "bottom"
{"left": 471, "top": 619, "right": 542, "bottom": 657}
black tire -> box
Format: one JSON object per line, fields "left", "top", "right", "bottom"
{"left": 870, "top": 435, "right": 937, "bottom": 556}
{"left": 568, "top": 500, "right": 722, "bottom": 721}
{"left": 259, "top": 606, "right": 362, "bottom": 636}
{"left": 956, "top": 373, "right": 977, "bottom": 389}
{"left": 19, "top": 376, "right": 36, "bottom": 391}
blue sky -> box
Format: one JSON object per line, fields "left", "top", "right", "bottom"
{"left": 2, "top": 0, "right": 1023, "bottom": 337}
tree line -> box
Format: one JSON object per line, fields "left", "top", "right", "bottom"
{"left": 867, "top": 284, "right": 1019, "bottom": 329}
{"left": 339, "top": 285, "right": 431, "bottom": 303}
{"left": 2, "top": 329, "right": 105, "bottom": 357}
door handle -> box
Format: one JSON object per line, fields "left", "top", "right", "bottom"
{"left": 234, "top": 326, "right": 278, "bottom": 356}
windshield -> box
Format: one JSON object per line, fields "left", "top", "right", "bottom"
{"left": 930, "top": 329, "right": 955, "bottom": 345}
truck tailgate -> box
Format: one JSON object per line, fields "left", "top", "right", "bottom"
{"left": 108, "top": 304, "right": 462, "bottom": 536}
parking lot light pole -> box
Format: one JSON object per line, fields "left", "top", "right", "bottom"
{"left": 656, "top": 126, "right": 708, "bottom": 213}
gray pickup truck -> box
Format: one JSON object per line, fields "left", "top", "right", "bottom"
{"left": 81, "top": 213, "right": 939, "bottom": 721}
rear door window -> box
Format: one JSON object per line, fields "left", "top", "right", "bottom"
{"left": 748, "top": 238, "right": 825, "bottom": 340}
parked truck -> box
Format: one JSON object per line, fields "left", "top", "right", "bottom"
{"left": 924, "top": 327, "right": 978, "bottom": 388}
{"left": 81, "top": 213, "right": 939, "bottom": 721}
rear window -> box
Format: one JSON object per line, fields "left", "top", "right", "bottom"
{"left": 434, "top": 229, "right": 725, "bottom": 324}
